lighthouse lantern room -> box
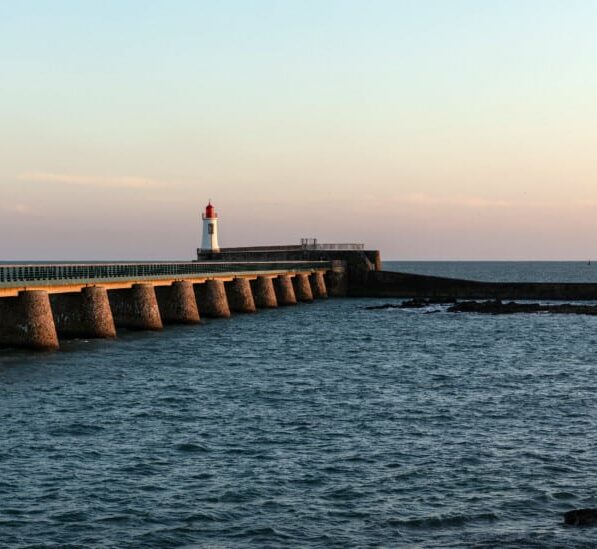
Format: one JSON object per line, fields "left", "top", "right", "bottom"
{"left": 201, "top": 201, "right": 220, "bottom": 252}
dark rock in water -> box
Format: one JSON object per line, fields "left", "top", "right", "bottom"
{"left": 402, "top": 297, "right": 457, "bottom": 307}
{"left": 564, "top": 508, "right": 597, "bottom": 526}
{"left": 448, "top": 300, "right": 597, "bottom": 316}
{"left": 365, "top": 298, "right": 457, "bottom": 311}
{"left": 365, "top": 303, "right": 402, "bottom": 310}
{"left": 400, "top": 299, "right": 429, "bottom": 308}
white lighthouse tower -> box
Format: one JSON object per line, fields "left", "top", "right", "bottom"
{"left": 201, "top": 201, "right": 220, "bottom": 252}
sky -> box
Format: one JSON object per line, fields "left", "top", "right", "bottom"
{"left": 1, "top": 0, "right": 596, "bottom": 260}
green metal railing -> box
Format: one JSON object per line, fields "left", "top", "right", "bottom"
{"left": 0, "top": 261, "right": 331, "bottom": 288}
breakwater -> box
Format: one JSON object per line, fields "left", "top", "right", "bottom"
{"left": 351, "top": 269, "right": 597, "bottom": 300}
{"left": 0, "top": 262, "right": 332, "bottom": 350}
{"left": 6, "top": 253, "right": 597, "bottom": 351}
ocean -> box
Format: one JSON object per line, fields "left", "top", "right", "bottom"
{"left": 1, "top": 262, "right": 597, "bottom": 547}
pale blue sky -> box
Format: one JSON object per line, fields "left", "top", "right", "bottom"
{"left": 1, "top": 1, "right": 596, "bottom": 260}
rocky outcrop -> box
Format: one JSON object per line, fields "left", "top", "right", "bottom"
{"left": 365, "top": 298, "right": 456, "bottom": 310}
{"left": 447, "top": 300, "right": 597, "bottom": 315}
{"left": 366, "top": 298, "right": 597, "bottom": 316}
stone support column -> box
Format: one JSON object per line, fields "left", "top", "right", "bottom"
{"left": 194, "top": 280, "right": 231, "bottom": 318}
{"left": 108, "top": 283, "right": 163, "bottom": 330}
{"left": 225, "top": 278, "right": 257, "bottom": 313}
{"left": 274, "top": 275, "right": 297, "bottom": 306}
{"left": 51, "top": 286, "right": 116, "bottom": 339}
{"left": 293, "top": 273, "right": 314, "bottom": 302}
{"left": 155, "top": 281, "right": 200, "bottom": 325}
{"left": 0, "top": 290, "right": 59, "bottom": 350}
{"left": 250, "top": 276, "right": 278, "bottom": 308}
{"left": 309, "top": 272, "right": 328, "bottom": 299}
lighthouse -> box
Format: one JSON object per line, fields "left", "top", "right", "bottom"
{"left": 201, "top": 201, "right": 220, "bottom": 252}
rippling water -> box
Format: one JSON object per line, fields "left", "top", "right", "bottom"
{"left": 385, "top": 260, "right": 597, "bottom": 283}
{"left": 2, "top": 265, "right": 597, "bottom": 547}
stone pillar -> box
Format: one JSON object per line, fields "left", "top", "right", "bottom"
{"left": 155, "top": 281, "right": 200, "bottom": 325}
{"left": 51, "top": 286, "right": 116, "bottom": 339}
{"left": 194, "top": 280, "right": 231, "bottom": 318}
{"left": 293, "top": 273, "right": 314, "bottom": 302}
{"left": 225, "top": 278, "right": 257, "bottom": 313}
{"left": 108, "top": 283, "right": 163, "bottom": 330}
{"left": 309, "top": 272, "right": 328, "bottom": 299}
{"left": 0, "top": 290, "right": 59, "bottom": 350}
{"left": 274, "top": 275, "right": 297, "bottom": 306}
{"left": 371, "top": 250, "right": 382, "bottom": 271}
{"left": 250, "top": 276, "right": 278, "bottom": 308}
{"left": 325, "top": 269, "right": 348, "bottom": 297}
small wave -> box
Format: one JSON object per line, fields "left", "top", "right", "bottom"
{"left": 322, "top": 486, "right": 363, "bottom": 501}
{"left": 174, "top": 442, "right": 210, "bottom": 453}
{"left": 50, "top": 510, "right": 88, "bottom": 523}
{"left": 183, "top": 511, "right": 226, "bottom": 523}
{"left": 400, "top": 305, "right": 449, "bottom": 314}
{"left": 95, "top": 514, "right": 132, "bottom": 524}
{"left": 290, "top": 475, "right": 325, "bottom": 487}
{"left": 119, "top": 462, "right": 163, "bottom": 476}
{"left": 48, "top": 423, "right": 105, "bottom": 437}
{"left": 230, "top": 526, "right": 292, "bottom": 541}
{"left": 551, "top": 491, "right": 576, "bottom": 500}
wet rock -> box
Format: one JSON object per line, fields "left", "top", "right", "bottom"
{"left": 365, "top": 298, "right": 457, "bottom": 310}
{"left": 400, "top": 299, "right": 431, "bottom": 308}
{"left": 365, "top": 303, "right": 402, "bottom": 310}
{"left": 564, "top": 508, "right": 597, "bottom": 526}
{"left": 447, "top": 300, "right": 597, "bottom": 316}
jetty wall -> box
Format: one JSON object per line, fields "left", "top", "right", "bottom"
{"left": 352, "top": 270, "right": 597, "bottom": 300}
{"left": 198, "top": 248, "right": 380, "bottom": 295}
{"left": 197, "top": 248, "right": 381, "bottom": 271}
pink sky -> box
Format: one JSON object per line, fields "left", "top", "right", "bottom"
{"left": 1, "top": 1, "right": 596, "bottom": 260}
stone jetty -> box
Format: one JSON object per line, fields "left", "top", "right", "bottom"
{"left": 8, "top": 244, "right": 597, "bottom": 351}
{"left": 0, "top": 263, "right": 330, "bottom": 350}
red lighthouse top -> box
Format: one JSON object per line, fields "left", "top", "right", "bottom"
{"left": 204, "top": 201, "right": 217, "bottom": 219}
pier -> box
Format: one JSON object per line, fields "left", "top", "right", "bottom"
{"left": 6, "top": 244, "right": 596, "bottom": 352}
{"left": 0, "top": 261, "right": 332, "bottom": 350}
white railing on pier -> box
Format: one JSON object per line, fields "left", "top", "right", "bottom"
{"left": 300, "top": 241, "right": 364, "bottom": 251}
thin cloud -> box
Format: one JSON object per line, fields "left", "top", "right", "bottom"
{"left": 393, "top": 193, "right": 515, "bottom": 209}
{"left": 17, "top": 172, "right": 162, "bottom": 189}
{"left": 572, "top": 199, "right": 597, "bottom": 208}
{"left": 0, "top": 203, "right": 32, "bottom": 214}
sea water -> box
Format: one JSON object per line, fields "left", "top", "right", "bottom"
{"left": 1, "top": 263, "right": 597, "bottom": 547}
